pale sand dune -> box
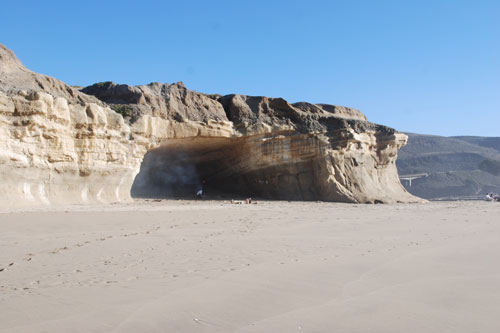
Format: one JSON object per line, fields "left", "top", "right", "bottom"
{"left": 0, "top": 201, "right": 499, "bottom": 332}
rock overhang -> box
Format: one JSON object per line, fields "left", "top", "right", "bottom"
{"left": 0, "top": 43, "right": 422, "bottom": 208}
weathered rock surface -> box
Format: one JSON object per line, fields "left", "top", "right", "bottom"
{"left": 0, "top": 44, "right": 419, "bottom": 208}
{"left": 0, "top": 45, "right": 98, "bottom": 106}
{"left": 81, "top": 81, "right": 228, "bottom": 123}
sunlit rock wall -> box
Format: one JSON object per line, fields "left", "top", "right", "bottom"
{"left": 0, "top": 90, "right": 233, "bottom": 208}
{"left": 0, "top": 43, "right": 420, "bottom": 208}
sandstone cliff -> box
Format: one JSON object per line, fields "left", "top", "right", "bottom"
{"left": 0, "top": 44, "right": 418, "bottom": 208}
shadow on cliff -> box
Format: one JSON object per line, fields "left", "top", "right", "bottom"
{"left": 131, "top": 138, "right": 258, "bottom": 200}
{"left": 130, "top": 137, "right": 320, "bottom": 201}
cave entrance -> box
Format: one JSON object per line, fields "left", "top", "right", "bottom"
{"left": 131, "top": 136, "right": 322, "bottom": 200}
{"left": 131, "top": 137, "right": 252, "bottom": 199}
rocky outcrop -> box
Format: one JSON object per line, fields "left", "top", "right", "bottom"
{"left": 0, "top": 44, "right": 419, "bottom": 208}
{"left": 213, "top": 95, "right": 413, "bottom": 202}
{"left": 81, "top": 81, "right": 228, "bottom": 123}
{"left": 0, "top": 44, "right": 232, "bottom": 208}
{"left": 0, "top": 45, "right": 98, "bottom": 106}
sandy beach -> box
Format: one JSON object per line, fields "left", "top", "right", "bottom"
{"left": 1, "top": 200, "right": 499, "bottom": 332}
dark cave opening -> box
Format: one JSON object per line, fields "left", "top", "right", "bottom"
{"left": 131, "top": 137, "right": 254, "bottom": 199}
{"left": 130, "top": 137, "right": 319, "bottom": 200}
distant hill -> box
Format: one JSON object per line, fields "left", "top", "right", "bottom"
{"left": 397, "top": 133, "right": 500, "bottom": 199}
{"left": 452, "top": 136, "right": 500, "bottom": 153}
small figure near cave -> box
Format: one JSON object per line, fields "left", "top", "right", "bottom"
{"left": 201, "top": 179, "right": 206, "bottom": 196}
{"left": 485, "top": 193, "right": 500, "bottom": 202}
{"left": 196, "top": 179, "right": 206, "bottom": 199}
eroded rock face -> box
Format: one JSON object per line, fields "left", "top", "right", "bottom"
{"left": 0, "top": 45, "right": 98, "bottom": 106}
{"left": 0, "top": 44, "right": 419, "bottom": 208}
{"left": 215, "top": 95, "right": 413, "bottom": 203}
{"left": 81, "top": 81, "right": 227, "bottom": 123}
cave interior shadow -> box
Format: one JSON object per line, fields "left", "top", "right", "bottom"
{"left": 130, "top": 137, "right": 318, "bottom": 201}
{"left": 131, "top": 139, "right": 256, "bottom": 200}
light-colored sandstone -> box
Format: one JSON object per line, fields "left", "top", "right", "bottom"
{"left": 0, "top": 44, "right": 420, "bottom": 208}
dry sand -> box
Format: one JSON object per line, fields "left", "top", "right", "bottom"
{"left": 0, "top": 200, "right": 499, "bottom": 332}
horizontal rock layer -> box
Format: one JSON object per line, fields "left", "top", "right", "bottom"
{"left": 0, "top": 44, "right": 419, "bottom": 208}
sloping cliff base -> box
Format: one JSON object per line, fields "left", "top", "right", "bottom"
{"left": 0, "top": 44, "right": 420, "bottom": 208}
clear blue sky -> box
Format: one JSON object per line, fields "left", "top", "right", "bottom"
{"left": 1, "top": 0, "right": 499, "bottom": 136}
